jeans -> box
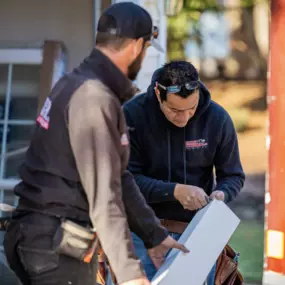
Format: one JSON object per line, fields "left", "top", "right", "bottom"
{"left": 4, "top": 212, "right": 97, "bottom": 285}
{"left": 132, "top": 232, "right": 216, "bottom": 284}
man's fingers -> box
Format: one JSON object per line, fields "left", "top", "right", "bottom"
{"left": 195, "top": 199, "right": 204, "bottom": 209}
{"left": 193, "top": 197, "right": 203, "bottom": 208}
{"left": 217, "top": 193, "right": 224, "bottom": 200}
{"left": 183, "top": 195, "right": 208, "bottom": 210}
{"left": 213, "top": 194, "right": 220, "bottom": 200}
{"left": 148, "top": 248, "right": 165, "bottom": 269}
{"left": 192, "top": 198, "right": 204, "bottom": 209}
{"left": 184, "top": 202, "right": 197, "bottom": 211}
{"left": 173, "top": 242, "right": 189, "bottom": 253}
{"left": 184, "top": 200, "right": 199, "bottom": 211}
{"left": 150, "top": 256, "right": 164, "bottom": 269}
{"left": 198, "top": 194, "right": 208, "bottom": 206}
{"left": 210, "top": 191, "right": 225, "bottom": 201}
{"left": 150, "top": 243, "right": 189, "bottom": 270}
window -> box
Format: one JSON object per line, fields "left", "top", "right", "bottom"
{"left": 0, "top": 49, "right": 42, "bottom": 212}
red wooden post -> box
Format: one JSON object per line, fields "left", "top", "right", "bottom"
{"left": 264, "top": 0, "right": 285, "bottom": 284}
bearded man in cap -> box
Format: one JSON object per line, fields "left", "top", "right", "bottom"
{"left": 4, "top": 3, "right": 187, "bottom": 285}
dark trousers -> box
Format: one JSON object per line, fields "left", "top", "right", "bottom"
{"left": 4, "top": 212, "right": 97, "bottom": 285}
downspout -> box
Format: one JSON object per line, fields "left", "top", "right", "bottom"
{"left": 159, "top": 0, "right": 167, "bottom": 65}
{"left": 93, "top": 0, "right": 102, "bottom": 42}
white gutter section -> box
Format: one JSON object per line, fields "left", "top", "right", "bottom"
{"left": 94, "top": 0, "right": 102, "bottom": 41}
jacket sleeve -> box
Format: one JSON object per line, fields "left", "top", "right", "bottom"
{"left": 214, "top": 113, "right": 245, "bottom": 203}
{"left": 124, "top": 107, "right": 177, "bottom": 204}
{"left": 121, "top": 169, "right": 168, "bottom": 248}
{"left": 68, "top": 80, "right": 144, "bottom": 284}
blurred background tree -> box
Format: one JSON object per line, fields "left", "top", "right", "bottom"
{"left": 168, "top": 0, "right": 268, "bottom": 81}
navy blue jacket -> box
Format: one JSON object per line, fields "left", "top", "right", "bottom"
{"left": 123, "top": 76, "right": 245, "bottom": 222}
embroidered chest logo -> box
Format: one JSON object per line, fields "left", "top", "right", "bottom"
{"left": 121, "top": 133, "right": 129, "bottom": 146}
{"left": 185, "top": 139, "right": 208, "bottom": 150}
{"left": 36, "top": 97, "right": 52, "bottom": 130}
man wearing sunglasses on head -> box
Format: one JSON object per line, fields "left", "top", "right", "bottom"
{"left": 123, "top": 61, "right": 245, "bottom": 284}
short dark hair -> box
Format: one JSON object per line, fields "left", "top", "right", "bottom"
{"left": 95, "top": 32, "right": 149, "bottom": 51}
{"left": 95, "top": 32, "right": 132, "bottom": 51}
{"left": 156, "top": 61, "right": 199, "bottom": 101}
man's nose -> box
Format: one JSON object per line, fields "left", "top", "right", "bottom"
{"left": 177, "top": 111, "right": 190, "bottom": 121}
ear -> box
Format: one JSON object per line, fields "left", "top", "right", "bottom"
{"left": 154, "top": 83, "right": 162, "bottom": 103}
{"left": 132, "top": 38, "right": 144, "bottom": 57}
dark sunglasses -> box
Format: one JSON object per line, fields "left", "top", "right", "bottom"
{"left": 152, "top": 26, "right": 159, "bottom": 39}
{"left": 145, "top": 26, "right": 159, "bottom": 48}
{"left": 157, "top": 80, "right": 200, "bottom": 94}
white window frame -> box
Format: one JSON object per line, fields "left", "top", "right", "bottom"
{"left": 0, "top": 49, "right": 42, "bottom": 65}
{"left": 0, "top": 48, "right": 43, "bottom": 216}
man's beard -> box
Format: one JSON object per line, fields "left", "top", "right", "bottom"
{"left": 127, "top": 49, "right": 144, "bottom": 81}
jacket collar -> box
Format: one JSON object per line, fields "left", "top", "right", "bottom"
{"left": 76, "top": 48, "right": 135, "bottom": 103}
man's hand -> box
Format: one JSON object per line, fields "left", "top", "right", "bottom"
{"left": 210, "top": 190, "right": 225, "bottom": 201}
{"left": 120, "top": 277, "right": 150, "bottom": 285}
{"left": 174, "top": 184, "right": 208, "bottom": 210}
{"left": 148, "top": 235, "right": 189, "bottom": 269}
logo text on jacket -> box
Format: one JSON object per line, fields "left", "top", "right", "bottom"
{"left": 121, "top": 133, "right": 129, "bottom": 146}
{"left": 36, "top": 97, "right": 52, "bottom": 130}
{"left": 185, "top": 139, "right": 208, "bottom": 150}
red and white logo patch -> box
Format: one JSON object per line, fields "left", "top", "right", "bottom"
{"left": 121, "top": 133, "right": 129, "bottom": 146}
{"left": 36, "top": 97, "right": 52, "bottom": 130}
{"left": 185, "top": 139, "right": 208, "bottom": 150}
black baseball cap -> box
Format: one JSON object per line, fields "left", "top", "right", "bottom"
{"left": 97, "top": 2, "right": 164, "bottom": 52}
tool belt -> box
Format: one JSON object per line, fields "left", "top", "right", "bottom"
{"left": 53, "top": 219, "right": 98, "bottom": 263}
{"left": 160, "top": 219, "right": 188, "bottom": 234}
{"left": 97, "top": 245, "right": 117, "bottom": 285}
{"left": 215, "top": 245, "right": 244, "bottom": 285}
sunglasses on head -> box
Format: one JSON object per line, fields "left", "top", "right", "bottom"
{"left": 145, "top": 26, "right": 159, "bottom": 47}
{"left": 152, "top": 26, "right": 159, "bottom": 39}
{"left": 157, "top": 80, "right": 200, "bottom": 94}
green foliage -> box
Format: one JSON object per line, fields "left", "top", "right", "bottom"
{"left": 183, "top": 0, "right": 263, "bottom": 11}
{"left": 167, "top": 0, "right": 267, "bottom": 61}
{"left": 167, "top": 9, "right": 201, "bottom": 61}
{"left": 184, "top": 0, "right": 222, "bottom": 11}
{"left": 168, "top": 11, "right": 191, "bottom": 60}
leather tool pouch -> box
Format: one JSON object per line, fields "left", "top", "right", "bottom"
{"left": 53, "top": 219, "right": 98, "bottom": 262}
{"left": 215, "top": 245, "right": 244, "bottom": 285}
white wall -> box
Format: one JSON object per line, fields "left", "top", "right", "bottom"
{"left": 0, "top": 0, "right": 94, "bottom": 71}
{"left": 136, "top": 0, "right": 167, "bottom": 92}
{"left": 113, "top": 0, "right": 167, "bottom": 92}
